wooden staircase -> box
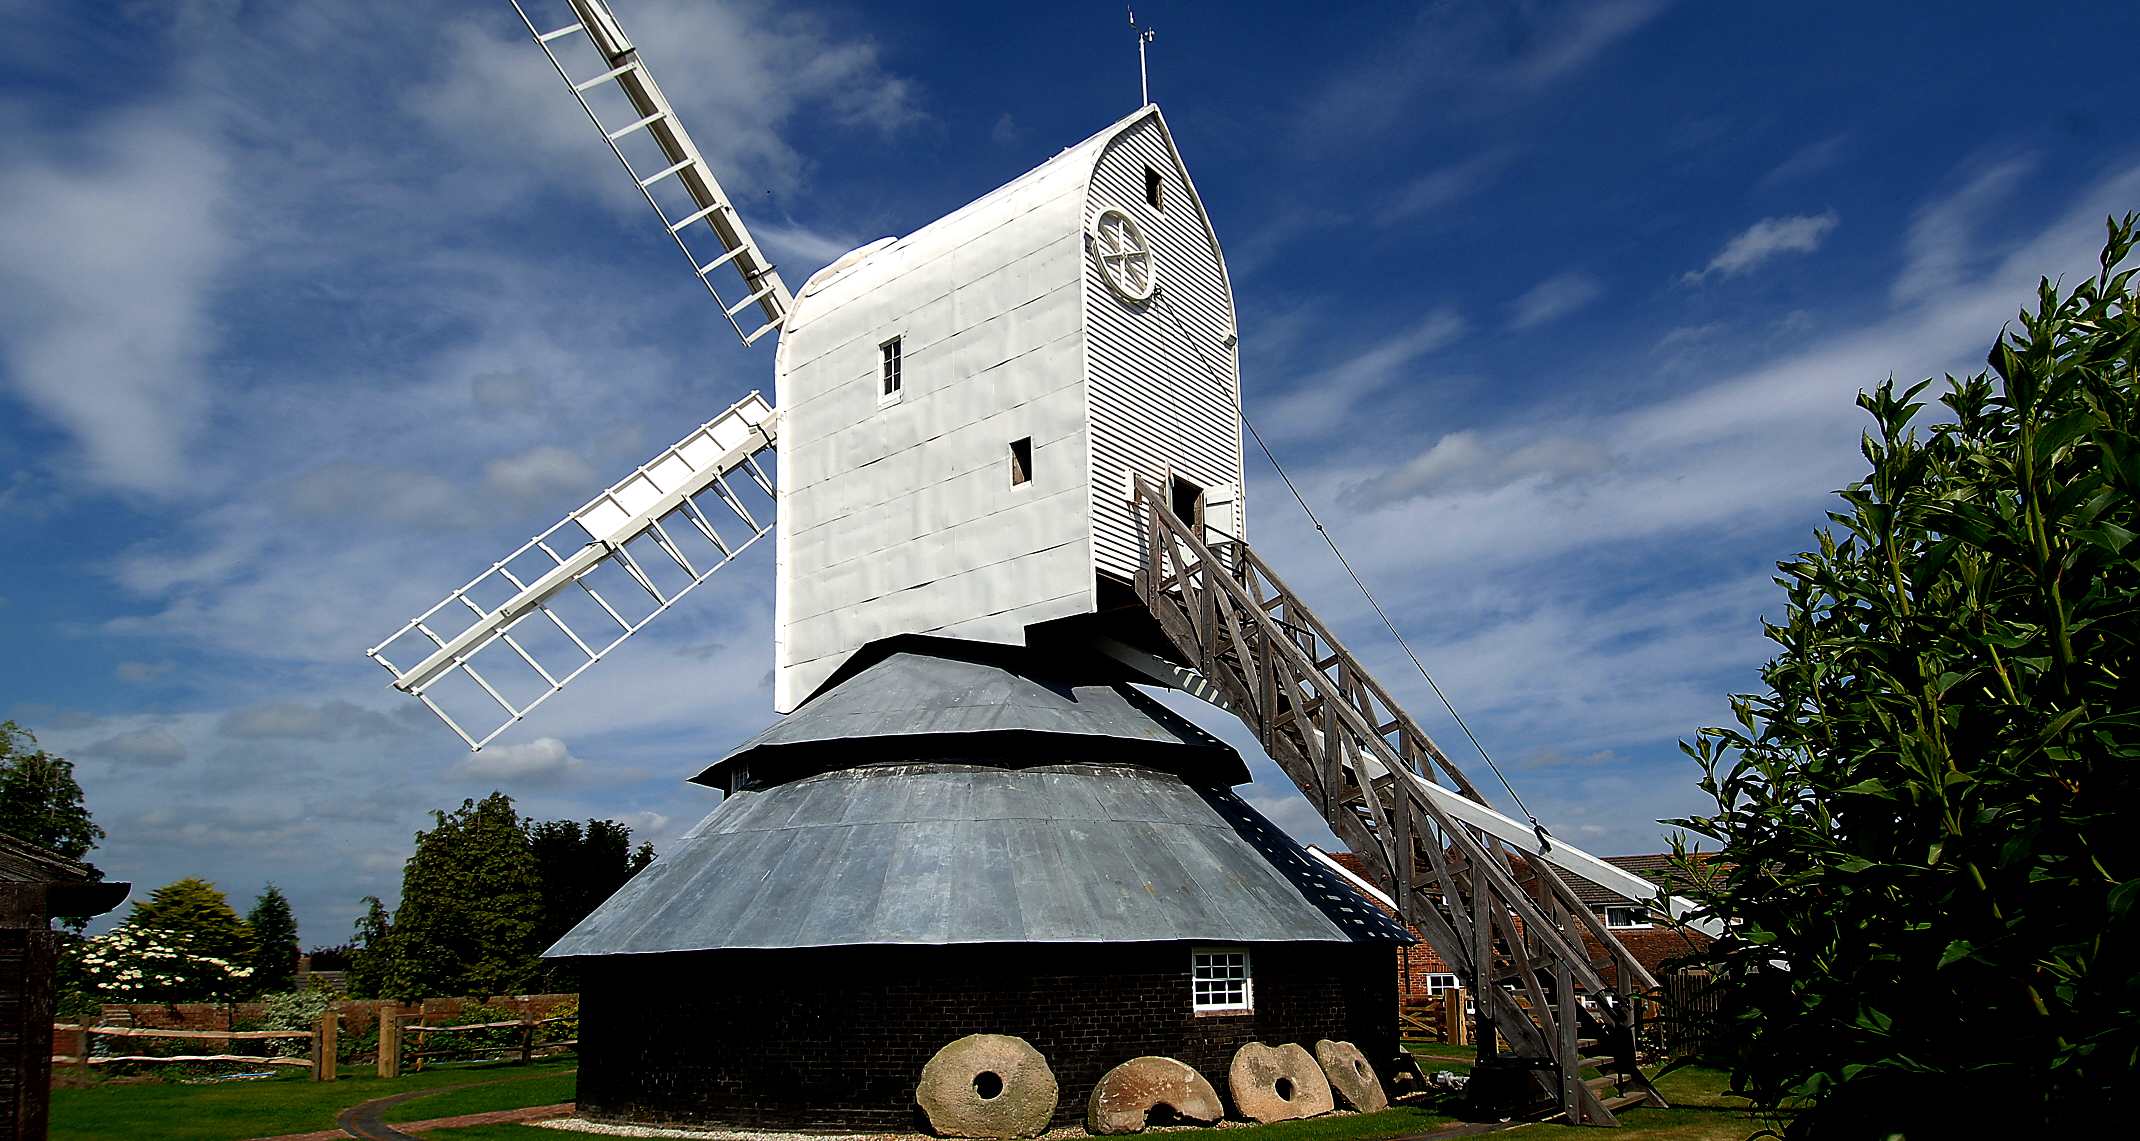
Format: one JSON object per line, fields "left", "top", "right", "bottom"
{"left": 1129, "top": 478, "right": 1667, "bottom": 1125}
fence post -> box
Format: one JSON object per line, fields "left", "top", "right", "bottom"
{"left": 1443, "top": 988, "right": 1469, "bottom": 1046}
{"left": 314, "top": 1011, "right": 338, "bottom": 1082}
{"left": 521, "top": 1019, "right": 535, "bottom": 1065}
{"left": 378, "top": 1005, "right": 401, "bottom": 1079}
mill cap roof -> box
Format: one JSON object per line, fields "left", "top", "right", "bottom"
{"left": 696, "top": 637, "right": 1249, "bottom": 790}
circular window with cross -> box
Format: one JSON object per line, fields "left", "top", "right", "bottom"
{"left": 1091, "top": 206, "right": 1156, "bottom": 303}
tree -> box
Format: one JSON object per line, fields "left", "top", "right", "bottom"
{"left": 529, "top": 817, "right": 655, "bottom": 988}
{"left": 0, "top": 720, "right": 104, "bottom": 866}
{"left": 1671, "top": 217, "right": 2140, "bottom": 1134}
{"left": 70, "top": 923, "right": 254, "bottom": 1003}
{"left": 246, "top": 884, "right": 301, "bottom": 995}
{"left": 128, "top": 877, "right": 253, "bottom": 965}
{"left": 387, "top": 792, "right": 542, "bottom": 999}
{"left": 346, "top": 895, "right": 395, "bottom": 999}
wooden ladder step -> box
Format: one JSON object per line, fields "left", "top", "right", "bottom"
{"left": 1576, "top": 1055, "right": 1616, "bottom": 1071}
{"left": 1602, "top": 1091, "right": 1649, "bottom": 1113}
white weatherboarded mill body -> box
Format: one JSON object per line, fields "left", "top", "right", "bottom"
{"left": 772, "top": 105, "right": 1244, "bottom": 710}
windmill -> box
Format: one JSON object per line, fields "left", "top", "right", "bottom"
{"left": 366, "top": 0, "right": 1709, "bottom": 1126}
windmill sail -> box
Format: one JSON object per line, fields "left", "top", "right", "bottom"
{"left": 367, "top": 392, "right": 778, "bottom": 750}
{"left": 508, "top": 0, "right": 793, "bottom": 344}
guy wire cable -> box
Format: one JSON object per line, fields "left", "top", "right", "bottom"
{"left": 1152, "top": 286, "right": 1553, "bottom": 852}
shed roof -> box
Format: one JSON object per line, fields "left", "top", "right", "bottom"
{"left": 697, "top": 638, "right": 1247, "bottom": 789}
{"left": 0, "top": 833, "right": 130, "bottom": 918}
{"left": 548, "top": 761, "right": 1412, "bottom": 958}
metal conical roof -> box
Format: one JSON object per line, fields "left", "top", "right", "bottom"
{"left": 547, "top": 762, "right": 1412, "bottom": 957}
{"left": 695, "top": 637, "right": 1247, "bottom": 789}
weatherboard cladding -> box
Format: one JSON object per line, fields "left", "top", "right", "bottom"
{"left": 1086, "top": 111, "right": 1245, "bottom": 578}
{"left": 770, "top": 106, "right": 1245, "bottom": 711}
{"left": 547, "top": 762, "right": 1411, "bottom": 957}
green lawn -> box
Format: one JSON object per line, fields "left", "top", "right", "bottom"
{"left": 48, "top": 1057, "right": 576, "bottom": 1141}
{"left": 382, "top": 1066, "right": 579, "bottom": 1122}
{"left": 47, "top": 1054, "right": 1781, "bottom": 1141}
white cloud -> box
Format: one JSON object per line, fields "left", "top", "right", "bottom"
{"left": 85, "top": 726, "right": 188, "bottom": 767}
{"left": 1893, "top": 158, "right": 2033, "bottom": 306}
{"left": 1507, "top": 271, "right": 1603, "bottom": 329}
{"left": 1760, "top": 133, "right": 1851, "bottom": 186}
{"left": 1256, "top": 309, "right": 1467, "bottom": 442}
{"left": 484, "top": 445, "right": 597, "bottom": 503}
{"left": 1682, "top": 211, "right": 1839, "bottom": 284}
{"left": 450, "top": 737, "right": 586, "bottom": 784}
{"left": 0, "top": 108, "right": 232, "bottom": 494}
{"left": 1379, "top": 148, "right": 1517, "bottom": 224}
{"left": 114, "top": 661, "right": 174, "bottom": 684}
{"left": 406, "top": 1, "right": 922, "bottom": 205}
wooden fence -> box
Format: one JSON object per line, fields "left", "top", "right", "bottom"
{"left": 52, "top": 1013, "right": 341, "bottom": 1081}
{"left": 378, "top": 1011, "right": 575, "bottom": 1078}
{"left": 1656, "top": 968, "right": 1721, "bottom": 1058}
{"left": 1398, "top": 988, "right": 1472, "bottom": 1046}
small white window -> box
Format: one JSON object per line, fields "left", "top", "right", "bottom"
{"left": 879, "top": 337, "right": 903, "bottom": 402}
{"left": 1603, "top": 905, "right": 1652, "bottom": 929}
{"left": 1144, "top": 165, "right": 1164, "bottom": 211}
{"left": 1191, "top": 947, "right": 1252, "bottom": 1012}
{"left": 1422, "top": 972, "right": 1460, "bottom": 997}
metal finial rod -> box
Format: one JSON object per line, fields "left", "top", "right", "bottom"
{"left": 1128, "top": 8, "right": 1156, "bottom": 106}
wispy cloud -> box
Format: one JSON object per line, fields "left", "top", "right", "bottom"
{"left": 1379, "top": 148, "right": 1518, "bottom": 225}
{"left": 1256, "top": 309, "right": 1467, "bottom": 442}
{"left": 1893, "top": 157, "right": 2033, "bottom": 306}
{"left": 1681, "top": 211, "right": 1839, "bottom": 284}
{"left": 1294, "top": 1, "right": 1668, "bottom": 146}
{"left": 1760, "top": 133, "right": 1851, "bottom": 187}
{"left": 1507, "top": 271, "right": 1603, "bottom": 329}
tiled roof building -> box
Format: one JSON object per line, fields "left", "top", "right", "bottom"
{"left": 1312, "top": 847, "right": 1715, "bottom": 1000}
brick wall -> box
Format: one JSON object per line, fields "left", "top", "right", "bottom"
{"left": 577, "top": 941, "right": 1398, "bottom": 1130}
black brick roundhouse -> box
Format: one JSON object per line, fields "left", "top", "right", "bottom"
{"left": 551, "top": 638, "right": 1410, "bottom": 1130}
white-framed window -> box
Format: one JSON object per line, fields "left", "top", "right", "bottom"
{"left": 1603, "top": 905, "right": 1653, "bottom": 929}
{"left": 1191, "top": 947, "right": 1252, "bottom": 1013}
{"left": 1422, "top": 972, "right": 1460, "bottom": 997}
{"left": 1144, "top": 164, "right": 1165, "bottom": 211}
{"left": 879, "top": 336, "right": 903, "bottom": 403}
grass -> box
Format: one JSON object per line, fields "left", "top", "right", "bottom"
{"left": 48, "top": 1053, "right": 1780, "bottom": 1141}
{"left": 382, "top": 1065, "right": 579, "bottom": 1122}
{"left": 47, "top": 1057, "right": 576, "bottom": 1141}
{"left": 427, "top": 1107, "right": 1458, "bottom": 1141}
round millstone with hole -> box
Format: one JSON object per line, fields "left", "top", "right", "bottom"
{"left": 1086, "top": 1056, "right": 1224, "bottom": 1134}
{"left": 1226, "top": 1041, "right": 1334, "bottom": 1123}
{"left": 1313, "top": 1039, "right": 1388, "bottom": 1112}
{"left": 915, "top": 1033, "right": 1059, "bottom": 1138}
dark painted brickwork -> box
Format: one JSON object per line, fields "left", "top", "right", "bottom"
{"left": 576, "top": 941, "right": 1398, "bottom": 1130}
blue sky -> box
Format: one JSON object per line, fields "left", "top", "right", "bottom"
{"left": 3, "top": 0, "right": 2136, "bottom": 947}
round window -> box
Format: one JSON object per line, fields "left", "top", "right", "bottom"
{"left": 1091, "top": 206, "right": 1156, "bottom": 303}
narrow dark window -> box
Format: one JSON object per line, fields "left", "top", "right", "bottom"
{"left": 1169, "top": 474, "right": 1205, "bottom": 531}
{"left": 1009, "top": 437, "right": 1033, "bottom": 486}
{"left": 880, "top": 337, "right": 902, "bottom": 399}
{"left": 1144, "top": 165, "right": 1165, "bottom": 211}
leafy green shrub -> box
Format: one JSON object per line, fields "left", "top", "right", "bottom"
{"left": 1671, "top": 216, "right": 2140, "bottom": 1135}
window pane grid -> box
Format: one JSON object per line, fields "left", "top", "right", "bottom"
{"left": 1191, "top": 948, "right": 1251, "bottom": 1012}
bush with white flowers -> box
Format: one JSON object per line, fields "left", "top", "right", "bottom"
{"left": 72, "top": 924, "right": 255, "bottom": 1003}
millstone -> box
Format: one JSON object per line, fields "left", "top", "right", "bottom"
{"left": 1313, "top": 1039, "right": 1388, "bottom": 1112}
{"left": 1226, "top": 1041, "right": 1334, "bottom": 1123}
{"left": 915, "top": 1033, "right": 1059, "bottom": 1139}
{"left": 1086, "top": 1056, "right": 1224, "bottom": 1134}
